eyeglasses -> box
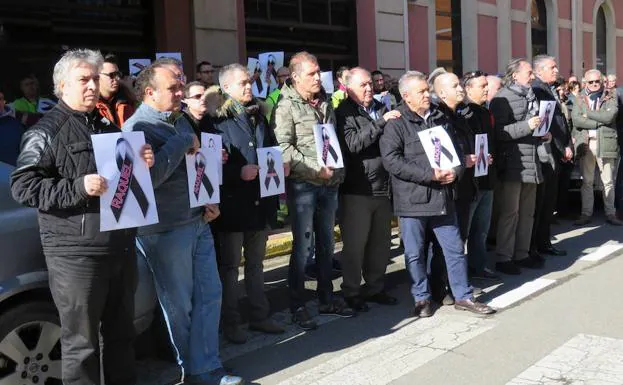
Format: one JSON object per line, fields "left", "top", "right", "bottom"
{"left": 587, "top": 80, "right": 601, "bottom": 85}
{"left": 100, "top": 71, "right": 123, "bottom": 80}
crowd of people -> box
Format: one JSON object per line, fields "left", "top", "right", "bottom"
{"left": 4, "top": 47, "right": 623, "bottom": 385}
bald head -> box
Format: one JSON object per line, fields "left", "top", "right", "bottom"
{"left": 434, "top": 73, "right": 464, "bottom": 110}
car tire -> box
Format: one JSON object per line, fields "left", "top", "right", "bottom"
{"left": 0, "top": 301, "right": 62, "bottom": 384}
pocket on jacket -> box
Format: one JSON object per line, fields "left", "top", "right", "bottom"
{"left": 408, "top": 184, "right": 431, "bottom": 204}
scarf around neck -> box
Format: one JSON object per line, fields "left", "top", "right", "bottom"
{"left": 508, "top": 82, "right": 538, "bottom": 116}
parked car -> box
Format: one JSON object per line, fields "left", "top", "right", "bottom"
{"left": 0, "top": 160, "right": 158, "bottom": 384}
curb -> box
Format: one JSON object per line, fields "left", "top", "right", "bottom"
{"left": 264, "top": 218, "right": 400, "bottom": 259}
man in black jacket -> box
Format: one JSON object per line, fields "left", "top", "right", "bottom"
{"left": 10, "top": 49, "right": 154, "bottom": 385}
{"left": 531, "top": 55, "right": 573, "bottom": 257}
{"left": 379, "top": 71, "right": 494, "bottom": 317}
{"left": 335, "top": 67, "right": 400, "bottom": 312}
{"left": 210, "top": 64, "right": 285, "bottom": 343}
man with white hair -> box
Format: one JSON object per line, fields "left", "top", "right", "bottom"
{"left": 486, "top": 75, "right": 502, "bottom": 105}
{"left": 335, "top": 67, "right": 400, "bottom": 312}
{"left": 11, "top": 49, "right": 154, "bottom": 385}
{"left": 379, "top": 71, "right": 495, "bottom": 317}
{"left": 571, "top": 69, "right": 622, "bottom": 226}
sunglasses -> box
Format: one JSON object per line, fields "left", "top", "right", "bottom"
{"left": 587, "top": 80, "right": 601, "bottom": 85}
{"left": 461, "top": 70, "right": 487, "bottom": 87}
{"left": 101, "top": 71, "right": 123, "bottom": 80}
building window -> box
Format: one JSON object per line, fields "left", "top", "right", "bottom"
{"left": 595, "top": 6, "right": 607, "bottom": 73}
{"left": 244, "top": 0, "right": 358, "bottom": 71}
{"left": 435, "top": 0, "right": 462, "bottom": 74}
{"left": 531, "top": 0, "right": 547, "bottom": 56}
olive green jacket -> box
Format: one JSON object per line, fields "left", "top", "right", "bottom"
{"left": 571, "top": 90, "right": 619, "bottom": 159}
{"left": 271, "top": 83, "right": 345, "bottom": 186}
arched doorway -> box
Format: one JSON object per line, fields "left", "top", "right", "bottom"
{"left": 531, "top": 0, "right": 548, "bottom": 56}
{"left": 595, "top": 6, "right": 607, "bottom": 73}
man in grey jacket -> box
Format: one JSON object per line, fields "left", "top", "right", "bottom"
{"left": 571, "top": 69, "right": 622, "bottom": 226}
{"left": 489, "top": 58, "right": 550, "bottom": 275}
{"left": 122, "top": 63, "right": 243, "bottom": 385}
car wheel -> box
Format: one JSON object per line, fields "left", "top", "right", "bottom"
{"left": 0, "top": 301, "right": 61, "bottom": 384}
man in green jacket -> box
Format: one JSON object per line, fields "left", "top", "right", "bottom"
{"left": 571, "top": 69, "right": 622, "bottom": 226}
{"left": 273, "top": 51, "right": 353, "bottom": 330}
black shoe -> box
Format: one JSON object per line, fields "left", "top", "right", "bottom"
{"left": 538, "top": 245, "right": 567, "bottom": 256}
{"left": 529, "top": 250, "right": 546, "bottom": 262}
{"left": 345, "top": 296, "right": 370, "bottom": 312}
{"left": 470, "top": 268, "right": 501, "bottom": 281}
{"left": 496, "top": 261, "right": 521, "bottom": 275}
{"left": 365, "top": 291, "right": 398, "bottom": 306}
{"left": 414, "top": 300, "right": 433, "bottom": 317}
{"left": 318, "top": 299, "right": 356, "bottom": 318}
{"left": 292, "top": 306, "right": 318, "bottom": 330}
{"left": 515, "top": 256, "right": 544, "bottom": 269}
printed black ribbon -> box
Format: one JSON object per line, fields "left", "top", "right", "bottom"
{"left": 431, "top": 135, "right": 454, "bottom": 167}
{"left": 110, "top": 137, "right": 149, "bottom": 222}
{"left": 194, "top": 152, "right": 214, "bottom": 199}
{"left": 476, "top": 142, "right": 487, "bottom": 173}
{"left": 264, "top": 156, "right": 280, "bottom": 190}
{"left": 537, "top": 104, "right": 552, "bottom": 132}
{"left": 321, "top": 129, "right": 339, "bottom": 165}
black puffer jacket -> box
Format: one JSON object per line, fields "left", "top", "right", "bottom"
{"left": 10, "top": 101, "right": 135, "bottom": 257}
{"left": 335, "top": 97, "right": 390, "bottom": 197}
{"left": 379, "top": 103, "right": 464, "bottom": 217}
{"left": 489, "top": 86, "right": 543, "bottom": 184}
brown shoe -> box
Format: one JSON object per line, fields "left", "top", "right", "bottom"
{"left": 574, "top": 215, "right": 592, "bottom": 226}
{"left": 606, "top": 215, "right": 623, "bottom": 226}
{"left": 414, "top": 300, "right": 433, "bottom": 317}
{"left": 454, "top": 299, "right": 496, "bottom": 315}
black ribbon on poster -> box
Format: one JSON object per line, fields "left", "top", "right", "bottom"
{"left": 194, "top": 152, "right": 214, "bottom": 199}
{"left": 431, "top": 135, "right": 454, "bottom": 167}
{"left": 110, "top": 137, "right": 149, "bottom": 222}
{"left": 321, "top": 130, "right": 339, "bottom": 165}
{"left": 264, "top": 155, "right": 280, "bottom": 190}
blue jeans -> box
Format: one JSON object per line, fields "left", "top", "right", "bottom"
{"left": 138, "top": 218, "right": 223, "bottom": 379}
{"left": 466, "top": 190, "right": 494, "bottom": 274}
{"left": 287, "top": 181, "right": 338, "bottom": 311}
{"left": 400, "top": 214, "right": 472, "bottom": 302}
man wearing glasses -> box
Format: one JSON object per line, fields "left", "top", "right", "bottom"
{"left": 197, "top": 61, "right": 216, "bottom": 87}
{"left": 96, "top": 54, "right": 136, "bottom": 126}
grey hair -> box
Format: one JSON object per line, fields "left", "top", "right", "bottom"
{"left": 533, "top": 54, "right": 556, "bottom": 72}
{"left": 584, "top": 69, "right": 603, "bottom": 79}
{"left": 398, "top": 71, "right": 427, "bottom": 96}
{"left": 502, "top": 58, "right": 529, "bottom": 86}
{"left": 344, "top": 67, "right": 371, "bottom": 86}
{"left": 218, "top": 63, "right": 247, "bottom": 88}
{"left": 53, "top": 49, "right": 104, "bottom": 98}
{"left": 607, "top": 73, "right": 617, "bottom": 80}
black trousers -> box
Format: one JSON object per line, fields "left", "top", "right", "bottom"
{"left": 46, "top": 249, "right": 137, "bottom": 385}
{"left": 531, "top": 161, "right": 559, "bottom": 251}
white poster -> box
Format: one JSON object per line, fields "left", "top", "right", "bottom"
{"left": 201, "top": 133, "right": 223, "bottom": 185}
{"left": 92, "top": 131, "right": 159, "bottom": 231}
{"left": 474, "top": 133, "right": 489, "bottom": 177}
{"left": 417, "top": 125, "right": 461, "bottom": 170}
{"left": 259, "top": 51, "right": 284, "bottom": 93}
{"left": 129, "top": 58, "right": 151, "bottom": 77}
{"left": 156, "top": 52, "right": 182, "bottom": 65}
{"left": 373, "top": 93, "right": 392, "bottom": 110}
{"left": 312, "top": 123, "right": 344, "bottom": 168}
{"left": 321, "top": 71, "right": 335, "bottom": 95}
{"left": 257, "top": 147, "right": 285, "bottom": 198}
{"left": 247, "top": 58, "right": 268, "bottom": 98}
{"left": 186, "top": 149, "right": 220, "bottom": 207}
{"left": 534, "top": 100, "right": 556, "bottom": 137}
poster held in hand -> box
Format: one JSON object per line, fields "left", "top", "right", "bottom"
{"left": 533, "top": 100, "right": 556, "bottom": 137}
{"left": 92, "top": 131, "right": 159, "bottom": 231}
{"left": 257, "top": 147, "right": 285, "bottom": 198}
{"left": 201, "top": 133, "right": 223, "bottom": 185}
{"left": 474, "top": 133, "right": 489, "bottom": 177}
{"left": 373, "top": 93, "right": 392, "bottom": 110}
{"left": 312, "top": 123, "right": 344, "bottom": 168}
{"left": 129, "top": 59, "right": 151, "bottom": 77}
{"left": 247, "top": 58, "right": 268, "bottom": 98}
{"left": 417, "top": 126, "right": 461, "bottom": 170}
{"left": 186, "top": 149, "right": 220, "bottom": 207}
{"left": 258, "top": 51, "right": 284, "bottom": 94}
{"left": 320, "top": 71, "right": 335, "bottom": 94}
